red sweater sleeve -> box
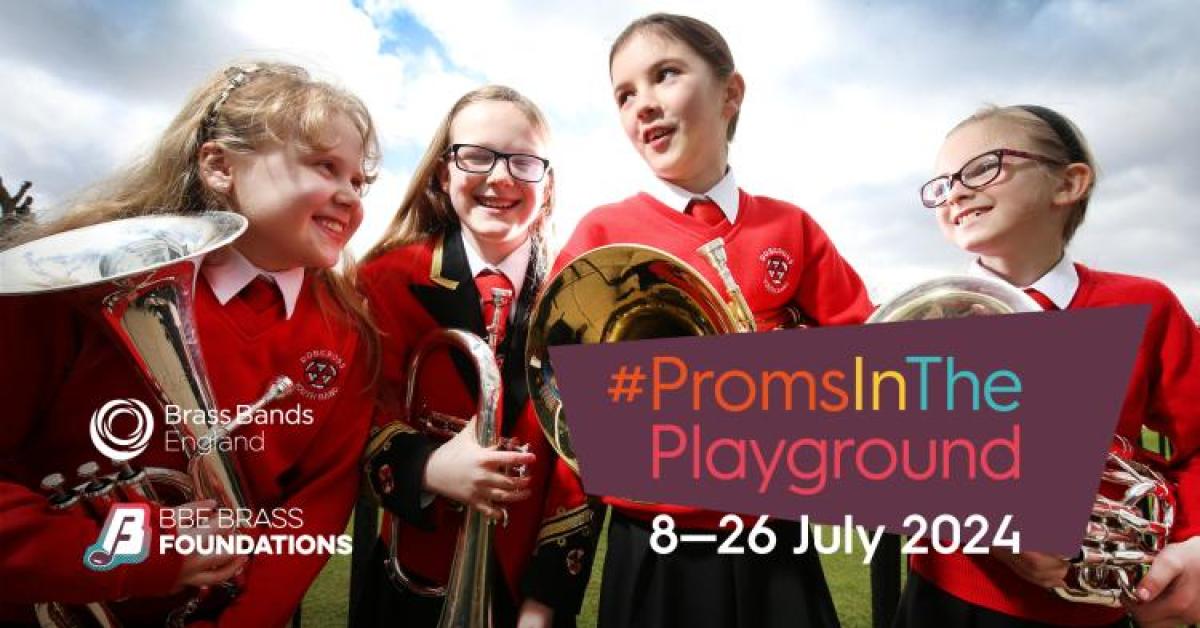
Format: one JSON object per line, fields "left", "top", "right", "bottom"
{"left": 793, "top": 213, "right": 874, "bottom": 326}
{"left": 1147, "top": 289, "right": 1200, "bottom": 540}
{"left": 0, "top": 298, "right": 183, "bottom": 605}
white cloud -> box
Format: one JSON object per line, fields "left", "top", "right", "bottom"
{"left": 1, "top": 0, "right": 1196, "bottom": 316}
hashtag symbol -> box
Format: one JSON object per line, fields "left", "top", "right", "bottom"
{"left": 607, "top": 365, "right": 647, "bottom": 404}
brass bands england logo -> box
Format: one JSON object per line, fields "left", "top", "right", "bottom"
{"left": 89, "top": 398, "right": 155, "bottom": 462}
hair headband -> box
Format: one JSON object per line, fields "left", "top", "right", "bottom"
{"left": 1017, "top": 104, "right": 1086, "bottom": 164}
{"left": 203, "top": 65, "right": 262, "bottom": 136}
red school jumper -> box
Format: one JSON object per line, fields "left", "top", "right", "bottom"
{"left": 555, "top": 190, "right": 875, "bottom": 530}
{"left": 910, "top": 264, "right": 1200, "bottom": 625}
{"left": 0, "top": 269, "right": 372, "bottom": 626}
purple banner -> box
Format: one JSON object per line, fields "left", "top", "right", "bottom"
{"left": 550, "top": 306, "right": 1148, "bottom": 555}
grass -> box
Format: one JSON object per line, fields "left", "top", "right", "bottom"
{"left": 302, "top": 515, "right": 889, "bottom": 627}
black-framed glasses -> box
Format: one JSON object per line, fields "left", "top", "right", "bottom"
{"left": 446, "top": 144, "right": 550, "bottom": 183}
{"left": 920, "top": 148, "right": 1067, "bottom": 208}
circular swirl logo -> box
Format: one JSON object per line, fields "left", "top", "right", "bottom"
{"left": 90, "top": 399, "right": 155, "bottom": 461}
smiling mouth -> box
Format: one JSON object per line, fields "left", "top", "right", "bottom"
{"left": 643, "top": 126, "right": 674, "bottom": 145}
{"left": 954, "top": 208, "right": 990, "bottom": 226}
{"left": 315, "top": 216, "right": 347, "bottom": 235}
{"left": 476, "top": 196, "right": 520, "bottom": 210}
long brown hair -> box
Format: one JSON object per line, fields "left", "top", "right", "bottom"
{"left": 11, "top": 61, "right": 382, "bottom": 377}
{"left": 362, "top": 85, "right": 554, "bottom": 279}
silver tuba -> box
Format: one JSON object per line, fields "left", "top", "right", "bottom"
{"left": 870, "top": 275, "right": 1175, "bottom": 606}
{"left": 0, "top": 213, "right": 293, "bottom": 627}
{"left": 385, "top": 328, "right": 503, "bottom": 628}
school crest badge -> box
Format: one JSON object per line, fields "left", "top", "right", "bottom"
{"left": 298, "top": 349, "right": 346, "bottom": 400}
{"left": 759, "top": 247, "right": 794, "bottom": 294}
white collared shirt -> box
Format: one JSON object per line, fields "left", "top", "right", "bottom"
{"left": 201, "top": 247, "right": 305, "bottom": 320}
{"left": 968, "top": 254, "right": 1079, "bottom": 310}
{"left": 460, "top": 230, "right": 531, "bottom": 320}
{"left": 643, "top": 168, "right": 740, "bottom": 224}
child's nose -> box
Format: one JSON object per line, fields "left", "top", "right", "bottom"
{"left": 486, "top": 159, "right": 517, "bottom": 185}
{"left": 334, "top": 181, "right": 361, "bottom": 209}
{"left": 634, "top": 92, "right": 661, "bottom": 121}
{"left": 945, "top": 177, "right": 973, "bottom": 205}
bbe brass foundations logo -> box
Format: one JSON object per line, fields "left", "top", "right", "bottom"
{"left": 85, "top": 504, "right": 151, "bottom": 571}
{"left": 83, "top": 505, "right": 352, "bottom": 571}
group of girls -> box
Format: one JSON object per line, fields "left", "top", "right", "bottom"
{"left": 0, "top": 10, "right": 1196, "bottom": 628}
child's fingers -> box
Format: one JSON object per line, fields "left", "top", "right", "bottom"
{"left": 475, "top": 470, "right": 531, "bottom": 496}
{"left": 490, "top": 486, "right": 532, "bottom": 504}
{"left": 482, "top": 449, "right": 536, "bottom": 468}
{"left": 1136, "top": 542, "right": 1188, "bottom": 603}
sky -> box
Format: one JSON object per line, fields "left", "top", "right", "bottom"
{"left": 1, "top": 0, "right": 1197, "bottom": 314}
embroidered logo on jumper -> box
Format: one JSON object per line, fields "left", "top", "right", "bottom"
{"left": 298, "top": 349, "right": 345, "bottom": 401}
{"left": 759, "top": 248, "right": 794, "bottom": 294}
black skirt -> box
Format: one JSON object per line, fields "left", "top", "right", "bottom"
{"left": 349, "top": 538, "right": 579, "bottom": 628}
{"left": 892, "top": 571, "right": 1132, "bottom": 628}
{"left": 598, "top": 512, "right": 841, "bottom": 628}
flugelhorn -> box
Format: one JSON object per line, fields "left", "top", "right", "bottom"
{"left": 384, "top": 328, "right": 503, "bottom": 627}
{"left": 525, "top": 238, "right": 795, "bottom": 473}
{"left": 0, "top": 212, "right": 293, "bottom": 627}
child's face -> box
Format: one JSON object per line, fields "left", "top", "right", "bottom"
{"left": 933, "top": 119, "right": 1063, "bottom": 258}
{"left": 224, "top": 113, "right": 366, "bottom": 271}
{"left": 610, "top": 31, "right": 740, "bottom": 192}
{"left": 440, "top": 100, "right": 549, "bottom": 254}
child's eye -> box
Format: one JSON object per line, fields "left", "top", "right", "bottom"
{"left": 615, "top": 90, "right": 633, "bottom": 107}
{"left": 656, "top": 67, "right": 680, "bottom": 82}
{"left": 316, "top": 160, "right": 337, "bottom": 175}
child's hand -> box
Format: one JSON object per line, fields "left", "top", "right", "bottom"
{"left": 423, "top": 417, "right": 536, "bottom": 520}
{"left": 516, "top": 598, "right": 555, "bottom": 628}
{"left": 988, "top": 548, "right": 1069, "bottom": 589}
{"left": 166, "top": 500, "right": 248, "bottom": 592}
{"left": 1128, "top": 536, "right": 1200, "bottom": 627}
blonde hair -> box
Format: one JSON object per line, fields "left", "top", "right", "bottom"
{"left": 363, "top": 85, "right": 554, "bottom": 278}
{"left": 13, "top": 61, "right": 382, "bottom": 377}
{"left": 952, "top": 104, "right": 1096, "bottom": 243}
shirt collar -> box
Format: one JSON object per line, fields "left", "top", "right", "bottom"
{"left": 967, "top": 253, "right": 1078, "bottom": 310}
{"left": 201, "top": 247, "right": 305, "bottom": 320}
{"left": 460, "top": 230, "right": 531, "bottom": 299}
{"left": 643, "top": 167, "right": 740, "bottom": 224}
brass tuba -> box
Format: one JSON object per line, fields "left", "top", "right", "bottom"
{"left": 525, "top": 239, "right": 770, "bottom": 473}
{"left": 384, "top": 328, "right": 503, "bottom": 628}
{"left": 869, "top": 275, "right": 1175, "bottom": 606}
{"left": 0, "top": 213, "right": 293, "bottom": 627}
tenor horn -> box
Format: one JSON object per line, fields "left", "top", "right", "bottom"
{"left": 525, "top": 239, "right": 786, "bottom": 473}
{"left": 0, "top": 212, "right": 293, "bottom": 627}
{"left": 869, "top": 275, "right": 1175, "bottom": 606}
{"left": 385, "top": 328, "right": 504, "bottom": 628}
